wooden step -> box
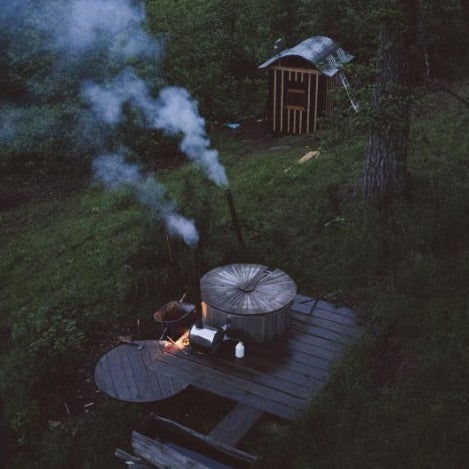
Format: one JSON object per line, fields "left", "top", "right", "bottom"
{"left": 208, "top": 403, "right": 264, "bottom": 447}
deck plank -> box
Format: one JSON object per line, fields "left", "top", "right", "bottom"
{"left": 172, "top": 348, "right": 323, "bottom": 397}
{"left": 208, "top": 403, "right": 264, "bottom": 447}
{"left": 285, "top": 325, "right": 345, "bottom": 353}
{"left": 117, "top": 345, "right": 142, "bottom": 400}
{"left": 95, "top": 342, "right": 189, "bottom": 403}
{"left": 291, "top": 308, "right": 362, "bottom": 338}
{"left": 105, "top": 351, "right": 132, "bottom": 400}
{"left": 292, "top": 295, "right": 360, "bottom": 320}
{"left": 150, "top": 351, "right": 305, "bottom": 419}
{"left": 95, "top": 294, "right": 365, "bottom": 419}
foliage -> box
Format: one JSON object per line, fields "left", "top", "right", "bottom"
{"left": 1, "top": 0, "right": 467, "bottom": 179}
{"left": 13, "top": 307, "right": 85, "bottom": 374}
{"left": 1, "top": 308, "right": 85, "bottom": 446}
{"left": 416, "top": 0, "right": 469, "bottom": 77}
{"left": 147, "top": 0, "right": 272, "bottom": 120}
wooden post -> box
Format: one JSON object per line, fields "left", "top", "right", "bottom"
{"left": 307, "top": 73, "right": 311, "bottom": 133}
{"left": 280, "top": 70, "right": 284, "bottom": 132}
{"left": 314, "top": 73, "right": 319, "bottom": 132}
{"left": 225, "top": 189, "right": 247, "bottom": 259}
{"left": 273, "top": 69, "right": 277, "bottom": 132}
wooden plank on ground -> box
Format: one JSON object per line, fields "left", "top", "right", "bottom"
{"left": 291, "top": 311, "right": 362, "bottom": 341}
{"left": 114, "top": 448, "right": 151, "bottom": 469}
{"left": 292, "top": 295, "right": 360, "bottom": 321}
{"left": 117, "top": 345, "right": 142, "bottom": 400}
{"left": 294, "top": 293, "right": 317, "bottom": 303}
{"left": 278, "top": 332, "right": 342, "bottom": 362}
{"left": 103, "top": 350, "right": 131, "bottom": 400}
{"left": 228, "top": 342, "right": 332, "bottom": 384}
{"left": 150, "top": 351, "right": 305, "bottom": 419}
{"left": 208, "top": 403, "right": 264, "bottom": 447}
{"left": 132, "top": 431, "right": 210, "bottom": 469}
{"left": 285, "top": 325, "right": 344, "bottom": 354}
{"left": 291, "top": 302, "right": 361, "bottom": 329}
{"left": 132, "top": 414, "right": 257, "bottom": 468}
{"left": 313, "top": 301, "right": 358, "bottom": 319}
{"left": 201, "top": 346, "right": 327, "bottom": 392}
{"left": 289, "top": 320, "right": 355, "bottom": 346}
{"left": 94, "top": 342, "right": 189, "bottom": 403}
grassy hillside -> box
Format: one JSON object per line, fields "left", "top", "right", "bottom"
{"left": 1, "top": 81, "right": 468, "bottom": 467}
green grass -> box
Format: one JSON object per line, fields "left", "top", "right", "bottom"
{"left": 0, "top": 191, "right": 143, "bottom": 326}
{"left": 1, "top": 82, "right": 469, "bottom": 467}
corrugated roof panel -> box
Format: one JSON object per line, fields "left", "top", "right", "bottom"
{"left": 258, "top": 36, "right": 353, "bottom": 77}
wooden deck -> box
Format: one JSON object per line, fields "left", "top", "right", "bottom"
{"left": 94, "top": 342, "right": 189, "bottom": 402}
{"left": 95, "top": 294, "right": 364, "bottom": 420}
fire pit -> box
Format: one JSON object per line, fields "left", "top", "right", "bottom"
{"left": 200, "top": 263, "right": 297, "bottom": 342}
{"left": 154, "top": 299, "right": 196, "bottom": 339}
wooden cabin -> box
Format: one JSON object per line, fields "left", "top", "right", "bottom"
{"left": 259, "top": 36, "right": 354, "bottom": 135}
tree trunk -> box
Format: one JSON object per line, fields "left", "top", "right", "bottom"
{"left": 462, "top": 0, "right": 469, "bottom": 27}
{"left": 364, "top": 2, "right": 416, "bottom": 203}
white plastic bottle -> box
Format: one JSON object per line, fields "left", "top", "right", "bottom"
{"left": 235, "top": 341, "right": 245, "bottom": 358}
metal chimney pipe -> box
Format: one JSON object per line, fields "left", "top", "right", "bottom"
{"left": 192, "top": 245, "right": 202, "bottom": 305}
{"left": 224, "top": 188, "right": 247, "bottom": 259}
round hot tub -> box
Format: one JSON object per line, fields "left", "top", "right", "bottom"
{"left": 200, "top": 263, "right": 297, "bottom": 343}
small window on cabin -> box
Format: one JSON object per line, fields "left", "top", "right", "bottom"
{"left": 286, "top": 88, "right": 306, "bottom": 110}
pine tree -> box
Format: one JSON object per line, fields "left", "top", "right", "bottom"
{"left": 363, "top": 0, "right": 417, "bottom": 203}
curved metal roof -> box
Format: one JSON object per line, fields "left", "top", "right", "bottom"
{"left": 258, "top": 36, "right": 353, "bottom": 77}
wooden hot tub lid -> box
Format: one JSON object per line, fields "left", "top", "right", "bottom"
{"left": 200, "top": 263, "right": 297, "bottom": 316}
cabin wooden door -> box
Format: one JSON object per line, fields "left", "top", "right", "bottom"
{"left": 268, "top": 66, "right": 338, "bottom": 135}
{"left": 270, "top": 66, "right": 319, "bottom": 134}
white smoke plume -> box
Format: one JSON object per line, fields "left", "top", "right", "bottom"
{"left": 82, "top": 69, "right": 229, "bottom": 187}
{"left": 82, "top": 67, "right": 154, "bottom": 126}
{"left": 1, "top": 0, "right": 228, "bottom": 245}
{"left": 0, "top": 0, "right": 27, "bottom": 30}
{"left": 164, "top": 213, "right": 199, "bottom": 247}
{"left": 40, "top": 0, "right": 159, "bottom": 63}
{"left": 152, "top": 87, "right": 229, "bottom": 187}
{"left": 92, "top": 153, "right": 141, "bottom": 188}
{"left": 93, "top": 154, "right": 199, "bottom": 246}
